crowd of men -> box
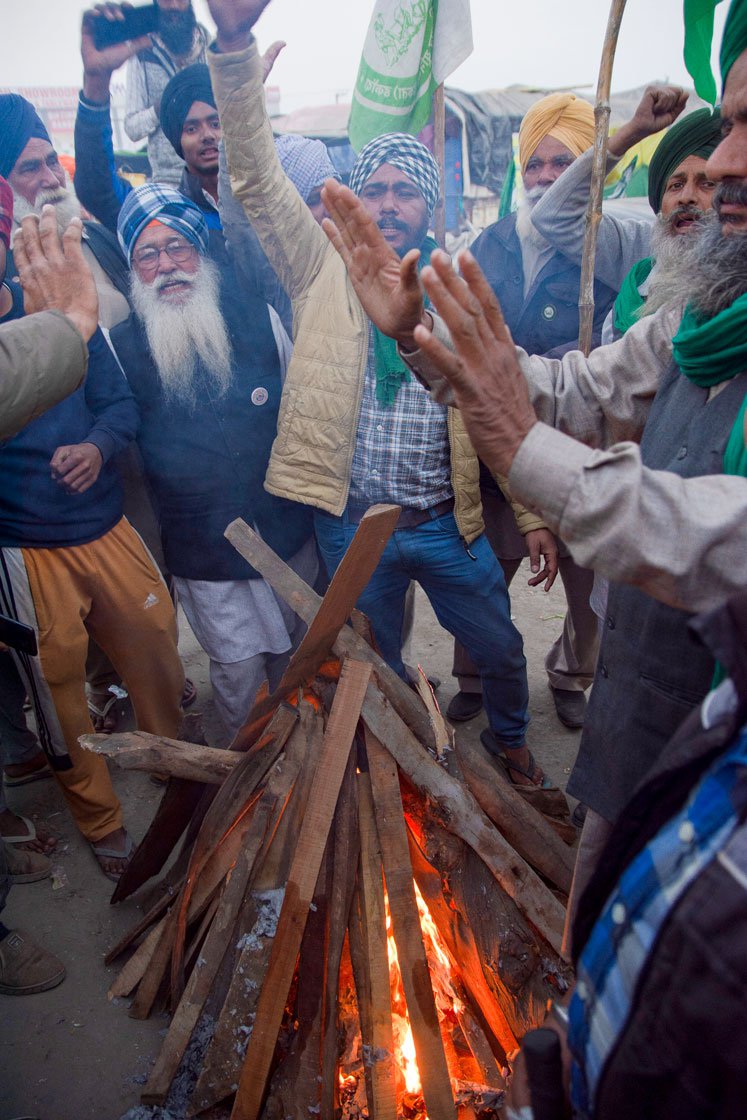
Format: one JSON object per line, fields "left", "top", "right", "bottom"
{"left": 2, "top": 0, "right": 747, "bottom": 1115}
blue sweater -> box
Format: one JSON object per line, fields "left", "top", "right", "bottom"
{"left": 0, "top": 295, "right": 138, "bottom": 548}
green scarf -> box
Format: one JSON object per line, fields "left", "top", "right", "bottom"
{"left": 672, "top": 294, "right": 747, "bottom": 386}
{"left": 711, "top": 392, "right": 747, "bottom": 688}
{"left": 613, "top": 256, "right": 655, "bottom": 336}
{"left": 373, "top": 236, "right": 437, "bottom": 407}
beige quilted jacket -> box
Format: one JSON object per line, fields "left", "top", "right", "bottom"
{"left": 208, "top": 42, "right": 545, "bottom": 544}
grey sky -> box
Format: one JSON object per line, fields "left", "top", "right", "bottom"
{"left": 2, "top": 0, "right": 728, "bottom": 111}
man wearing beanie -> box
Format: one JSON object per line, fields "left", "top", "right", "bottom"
{"left": 205, "top": 0, "right": 548, "bottom": 790}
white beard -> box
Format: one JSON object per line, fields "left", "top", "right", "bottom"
{"left": 130, "top": 257, "right": 233, "bottom": 410}
{"left": 642, "top": 212, "right": 703, "bottom": 317}
{"left": 515, "top": 185, "right": 552, "bottom": 251}
{"left": 12, "top": 184, "right": 81, "bottom": 236}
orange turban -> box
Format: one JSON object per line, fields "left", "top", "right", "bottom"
{"left": 519, "top": 93, "right": 595, "bottom": 175}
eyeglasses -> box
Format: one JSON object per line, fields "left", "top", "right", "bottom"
{"left": 132, "top": 239, "right": 196, "bottom": 271}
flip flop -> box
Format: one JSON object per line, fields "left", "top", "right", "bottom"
{"left": 480, "top": 730, "right": 553, "bottom": 790}
{"left": 87, "top": 690, "right": 124, "bottom": 734}
{"left": 3, "top": 758, "right": 52, "bottom": 787}
{"left": 90, "top": 832, "right": 135, "bottom": 882}
{"left": 0, "top": 815, "right": 39, "bottom": 845}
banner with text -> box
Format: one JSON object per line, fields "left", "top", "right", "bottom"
{"left": 349, "top": 0, "right": 473, "bottom": 151}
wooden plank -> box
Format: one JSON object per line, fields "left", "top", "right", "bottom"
{"left": 79, "top": 730, "right": 238, "bottom": 784}
{"left": 320, "top": 755, "right": 360, "bottom": 1120}
{"left": 109, "top": 916, "right": 168, "bottom": 1000}
{"left": 113, "top": 705, "right": 296, "bottom": 905}
{"left": 237, "top": 504, "right": 400, "bottom": 726}
{"left": 454, "top": 739, "right": 575, "bottom": 894}
{"left": 169, "top": 706, "right": 297, "bottom": 995}
{"left": 111, "top": 776, "right": 205, "bottom": 904}
{"left": 224, "top": 518, "right": 438, "bottom": 751}
{"left": 105, "top": 889, "right": 173, "bottom": 965}
{"left": 365, "top": 730, "right": 456, "bottom": 1120}
{"left": 230, "top": 657, "right": 372, "bottom": 1120}
{"left": 356, "top": 768, "right": 398, "bottom": 1120}
{"left": 361, "top": 685, "right": 566, "bottom": 955}
{"left": 405, "top": 822, "right": 518, "bottom": 1059}
{"left": 190, "top": 704, "right": 324, "bottom": 1116}
{"left": 143, "top": 721, "right": 310, "bottom": 1105}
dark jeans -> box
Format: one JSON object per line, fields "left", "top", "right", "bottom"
{"left": 314, "top": 507, "right": 529, "bottom": 750}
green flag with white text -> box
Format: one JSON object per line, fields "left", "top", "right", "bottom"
{"left": 348, "top": 0, "right": 472, "bottom": 152}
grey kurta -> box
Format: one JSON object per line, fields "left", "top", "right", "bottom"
{"left": 567, "top": 364, "right": 747, "bottom": 822}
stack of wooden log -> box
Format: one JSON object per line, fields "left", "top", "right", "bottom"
{"left": 83, "top": 507, "right": 574, "bottom": 1120}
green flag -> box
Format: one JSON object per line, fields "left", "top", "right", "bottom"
{"left": 348, "top": 0, "right": 472, "bottom": 152}
{"left": 683, "top": 0, "right": 726, "bottom": 103}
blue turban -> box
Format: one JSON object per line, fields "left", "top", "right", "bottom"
{"left": 117, "top": 182, "right": 209, "bottom": 266}
{"left": 159, "top": 63, "right": 216, "bottom": 159}
{"left": 0, "top": 94, "right": 51, "bottom": 179}
{"left": 348, "top": 133, "right": 440, "bottom": 219}
{"left": 275, "top": 134, "right": 340, "bottom": 202}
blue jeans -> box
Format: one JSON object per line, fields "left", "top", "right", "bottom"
{"left": 314, "top": 508, "right": 529, "bottom": 750}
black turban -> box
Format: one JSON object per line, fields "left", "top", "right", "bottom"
{"left": 0, "top": 94, "right": 51, "bottom": 179}
{"left": 159, "top": 64, "right": 216, "bottom": 159}
{"left": 647, "top": 107, "right": 722, "bottom": 213}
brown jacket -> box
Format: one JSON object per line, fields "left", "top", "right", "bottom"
{"left": 0, "top": 310, "right": 87, "bottom": 441}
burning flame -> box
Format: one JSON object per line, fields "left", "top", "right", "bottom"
{"left": 385, "top": 882, "right": 464, "bottom": 1101}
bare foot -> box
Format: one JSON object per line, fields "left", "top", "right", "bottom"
{"left": 0, "top": 810, "right": 58, "bottom": 854}
{"left": 90, "top": 826, "right": 133, "bottom": 879}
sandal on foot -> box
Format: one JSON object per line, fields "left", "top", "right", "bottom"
{"left": 90, "top": 832, "right": 135, "bottom": 882}
{"left": 4, "top": 845, "right": 51, "bottom": 884}
{"left": 480, "top": 730, "right": 552, "bottom": 789}
{"left": 87, "top": 690, "right": 124, "bottom": 734}
{"left": 0, "top": 815, "right": 39, "bottom": 846}
{"left": 501, "top": 749, "right": 553, "bottom": 790}
{"left": 3, "top": 756, "right": 52, "bottom": 788}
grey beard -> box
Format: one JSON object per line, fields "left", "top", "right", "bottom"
{"left": 12, "top": 185, "right": 81, "bottom": 236}
{"left": 515, "top": 186, "right": 551, "bottom": 251}
{"left": 130, "top": 257, "right": 233, "bottom": 410}
{"left": 646, "top": 212, "right": 747, "bottom": 321}
{"left": 641, "top": 212, "right": 703, "bottom": 317}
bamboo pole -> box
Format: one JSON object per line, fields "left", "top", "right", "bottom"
{"left": 578, "top": 0, "right": 629, "bottom": 355}
{"left": 434, "top": 82, "right": 447, "bottom": 249}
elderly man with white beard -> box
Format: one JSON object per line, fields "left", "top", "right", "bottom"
{"left": 0, "top": 94, "right": 130, "bottom": 331}
{"left": 110, "top": 185, "right": 316, "bottom": 747}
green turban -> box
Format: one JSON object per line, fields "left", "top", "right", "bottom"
{"left": 647, "top": 107, "right": 722, "bottom": 211}
{"left": 721, "top": 0, "right": 747, "bottom": 88}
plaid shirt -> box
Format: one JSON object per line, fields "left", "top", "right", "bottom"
{"left": 349, "top": 330, "right": 452, "bottom": 509}
{"left": 568, "top": 696, "right": 747, "bottom": 1118}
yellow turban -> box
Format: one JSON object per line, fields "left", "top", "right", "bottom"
{"left": 518, "top": 93, "right": 595, "bottom": 176}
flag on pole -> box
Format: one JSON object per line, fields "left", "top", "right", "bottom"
{"left": 348, "top": 0, "right": 473, "bottom": 152}
{"left": 683, "top": 0, "right": 726, "bottom": 103}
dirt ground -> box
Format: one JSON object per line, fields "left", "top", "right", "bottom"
{"left": 1, "top": 564, "right": 584, "bottom": 1120}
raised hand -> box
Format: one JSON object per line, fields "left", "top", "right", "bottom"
{"left": 608, "top": 85, "right": 689, "bottom": 159}
{"left": 14, "top": 206, "right": 99, "bottom": 342}
{"left": 412, "top": 249, "right": 538, "bottom": 476}
{"left": 206, "top": 0, "right": 274, "bottom": 52}
{"left": 81, "top": 4, "right": 152, "bottom": 103}
{"left": 321, "top": 179, "right": 428, "bottom": 348}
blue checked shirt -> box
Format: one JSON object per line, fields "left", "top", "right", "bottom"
{"left": 348, "top": 330, "right": 453, "bottom": 509}
{"left": 568, "top": 700, "right": 747, "bottom": 1118}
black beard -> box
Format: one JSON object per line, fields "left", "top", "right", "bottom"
{"left": 159, "top": 6, "right": 197, "bottom": 56}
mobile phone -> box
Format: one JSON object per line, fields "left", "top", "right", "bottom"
{"left": 0, "top": 613, "right": 37, "bottom": 656}
{"left": 92, "top": 3, "right": 159, "bottom": 50}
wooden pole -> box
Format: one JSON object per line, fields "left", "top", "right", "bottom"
{"left": 578, "top": 0, "right": 628, "bottom": 355}
{"left": 434, "top": 83, "right": 447, "bottom": 249}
